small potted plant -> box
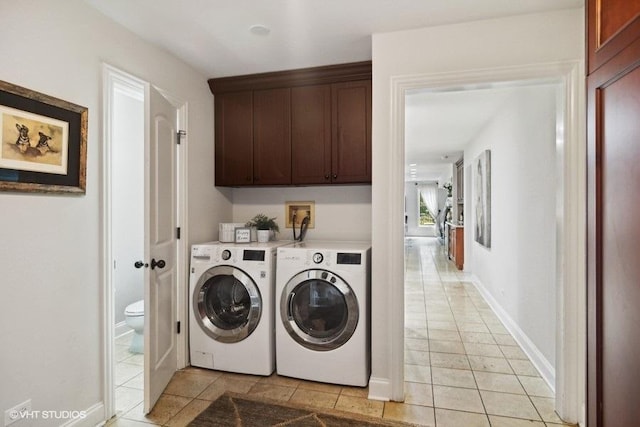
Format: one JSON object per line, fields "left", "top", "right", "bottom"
{"left": 246, "top": 214, "right": 280, "bottom": 242}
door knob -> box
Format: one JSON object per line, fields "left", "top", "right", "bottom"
{"left": 134, "top": 261, "right": 148, "bottom": 269}
{"left": 151, "top": 258, "right": 166, "bottom": 270}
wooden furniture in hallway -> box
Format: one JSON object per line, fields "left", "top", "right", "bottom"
{"left": 446, "top": 223, "right": 464, "bottom": 270}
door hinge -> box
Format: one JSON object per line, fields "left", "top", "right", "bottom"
{"left": 176, "top": 227, "right": 181, "bottom": 239}
{"left": 177, "top": 130, "right": 186, "bottom": 144}
{"left": 177, "top": 321, "right": 181, "bottom": 334}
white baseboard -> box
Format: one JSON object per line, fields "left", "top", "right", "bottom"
{"left": 367, "top": 377, "right": 392, "bottom": 401}
{"left": 470, "top": 275, "right": 556, "bottom": 392}
{"left": 115, "top": 321, "right": 132, "bottom": 338}
{"left": 59, "top": 402, "right": 105, "bottom": 427}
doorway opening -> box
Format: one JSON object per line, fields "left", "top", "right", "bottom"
{"left": 104, "top": 66, "right": 146, "bottom": 418}
{"left": 402, "top": 80, "right": 565, "bottom": 421}
{"left": 378, "top": 61, "right": 585, "bottom": 423}
{"left": 102, "top": 64, "right": 189, "bottom": 421}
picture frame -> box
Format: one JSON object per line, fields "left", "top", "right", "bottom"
{"left": 234, "top": 227, "right": 252, "bottom": 244}
{"left": 474, "top": 149, "right": 491, "bottom": 248}
{"left": 0, "top": 80, "right": 87, "bottom": 194}
{"left": 284, "top": 201, "right": 315, "bottom": 229}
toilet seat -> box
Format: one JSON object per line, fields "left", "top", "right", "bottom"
{"left": 125, "top": 300, "right": 144, "bottom": 317}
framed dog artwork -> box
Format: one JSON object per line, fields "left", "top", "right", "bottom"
{"left": 0, "top": 80, "right": 87, "bottom": 194}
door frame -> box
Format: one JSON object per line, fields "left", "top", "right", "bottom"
{"left": 101, "top": 64, "right": 189, "bottom": 420}
{"left": 381, "top": 61, "right": 585, "bottom": 423}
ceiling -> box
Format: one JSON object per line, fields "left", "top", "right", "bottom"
{"left": 85, "top": 0, "right": 582, "bottom": 78}
{"left": 404, "top": 86, "right": 518, "bottom": 183}
{"left": 84, "top": 0, "right": 580, "bottom": 184}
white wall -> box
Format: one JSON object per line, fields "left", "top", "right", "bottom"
{"left": 371, "top": 8, "right": 583, "bottom": 401}
{"left": 232, "top": 186, "right": 371, "bottom": 242}
{"left": 0, "top": 1, "right": 230, "bottom": 425}
{"left": 465, "top": 84, "right": 558, "bottom": 369}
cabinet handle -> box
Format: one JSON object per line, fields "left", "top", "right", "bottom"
{"left": 332, "top": 174, "right": 337, "bottom": 179}
{"left": 324, "top": 174, "right": 330, "bottom": 180}
{"left": 255, "top": 176, "right": 259, "bottom": 182}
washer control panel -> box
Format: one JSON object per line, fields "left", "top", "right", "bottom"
{"left": 192, "top": 244, "right": 213, "bottom": 260}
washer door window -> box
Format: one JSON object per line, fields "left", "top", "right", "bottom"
{"left": 194, "top": 266, "right": 261, "bottom": 343}
{"left": 281, "top": 269, "right": 358, "bottom": 351}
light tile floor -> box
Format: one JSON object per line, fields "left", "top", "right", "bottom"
{"left": 114, "top": 334, "right": 145, "bottom": 419}
{"left": 106, "top": 237, "right": 575, "bottom": 426}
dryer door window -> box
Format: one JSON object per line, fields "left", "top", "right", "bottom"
{"left": 194, "top": 265, "right": 261, "bottom": 343}
{"left": 281, "top": 269, "right": 358, "bottom": 351}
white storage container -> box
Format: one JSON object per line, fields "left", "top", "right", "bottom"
{"left": 219, "top": 223, "right": 246, "bottom": 243}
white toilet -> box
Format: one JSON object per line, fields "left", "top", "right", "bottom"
{"left": 124, "top": 299, "right": 144, "bottom": 354}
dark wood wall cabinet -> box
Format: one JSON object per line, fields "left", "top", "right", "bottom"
{"left": 214, "top": 91, "right": 253, "bottom": 186}
{"left": 587, "top": 1, "right": 640, "bottom": 426}
{"left": 209, "top": 61, "right": 372, "bottom": 186}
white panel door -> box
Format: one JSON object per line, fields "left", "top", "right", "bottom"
{"left": 144, "top": 85, "right": 178, "bottom": 412}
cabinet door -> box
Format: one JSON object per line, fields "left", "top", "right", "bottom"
{"left": 587, "top": 2, "right": 640, "bottom": 425}
{"left": 215, "top": 91, "right": 253, "bottom": 186}
{"left": 455, "top": 228, "right": 464, "bottom": 270}
{"left": 587, "top": 0, "right": 640, "bottom": 73}
{"left": 449, "top": 227, "right": 456, "bottom": 262}
{"left": 291, "top": 85, "right": 332, "bottom": 184}
{"left": 253, "top": 88, "right": 291, "bottom": 185}
{"left": 331, "top": 80, "right": 372, "bottom": 184}
{"left": 455, "top": 159, "right": 464, "bottom": 203}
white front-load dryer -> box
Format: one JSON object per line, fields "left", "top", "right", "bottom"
{"left": 276, "top": 241, "right": 371, "bottom": 386}
{"left": 189, "top": 241, "right": 289, "bottom": 376}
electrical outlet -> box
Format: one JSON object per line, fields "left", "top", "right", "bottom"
{"left": 4, "top": 399, "right": 31, "bottom": 426}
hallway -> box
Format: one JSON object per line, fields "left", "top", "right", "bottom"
{"left": 403, "top": 236, "right": 572, "bottom": 426}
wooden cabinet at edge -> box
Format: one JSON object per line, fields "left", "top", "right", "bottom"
{"left": 211, "top": 61, "right": 372, "bottom": 187}
{"left": 586, "top": 0, "right": 640, "bottom": 426}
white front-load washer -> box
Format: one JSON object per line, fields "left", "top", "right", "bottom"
{"left": 275, "top": 241, "right": 371, "bottom": 386}
{"left": 189, "top": 241, "right": 289, "bottom": 376}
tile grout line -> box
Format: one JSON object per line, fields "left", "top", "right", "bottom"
{"left": 439, "top": 248, "right": 491, "bottom": 425}
{"left": 409, "top": 237, "right": 560, "bottom": 427}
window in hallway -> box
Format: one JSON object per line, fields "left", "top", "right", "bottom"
{"left": 419, "top": 193, "right": 435, "bottom": 226}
